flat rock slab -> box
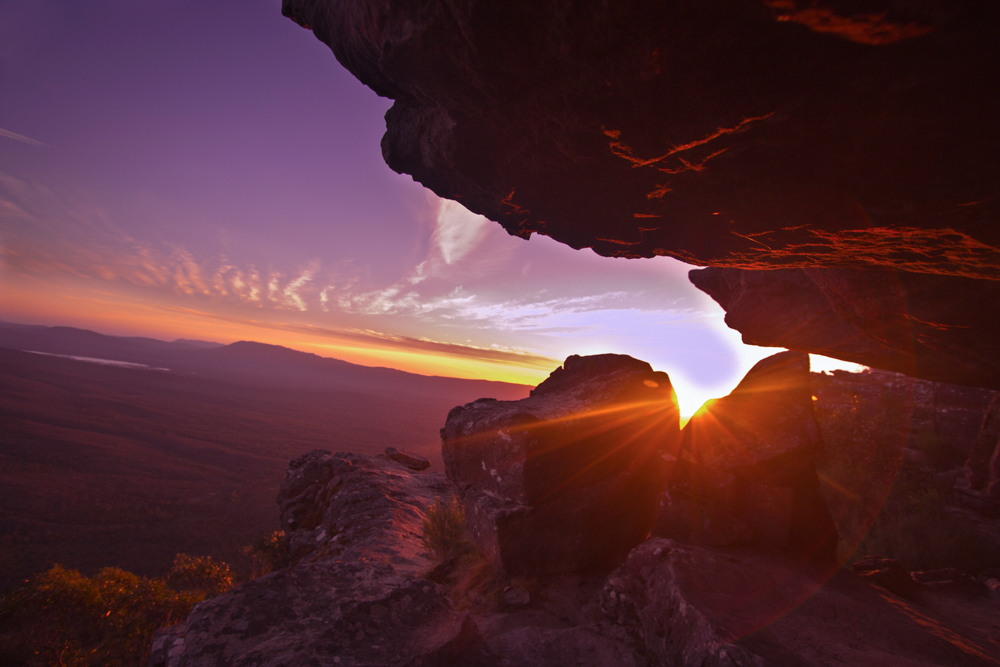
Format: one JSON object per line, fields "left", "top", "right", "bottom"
{"left": 601, "top": 538, "right": 1000, "bottom": 667}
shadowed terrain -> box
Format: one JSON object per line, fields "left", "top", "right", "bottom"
{"left": 0, "top": 326, "right": 529, "bottom": 593}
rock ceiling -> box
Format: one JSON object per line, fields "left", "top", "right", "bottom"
{"left": 282, "top": 0, "right": 1000, "bottom": 388}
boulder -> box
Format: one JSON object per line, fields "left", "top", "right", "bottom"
{"left": 441, "top": 354, "right": 680, "bottom": 575}
{"left": 811, "top": 367, "right": 995, "bottom": 467}
{"left": 282, "top": 0, "right": 1000, "bottom": 402}
{"left": 174, "top": 451, "right": 490, "bottom": 667}
{"left": 601, "top": 538, "right": 1000, "bottom": 667}
{"left": 384, "top": 446, "right": 431, "bottom": 471}
{"left": 280, "top": 0, "right": 1000, "bottom": 277}
{"left": 690, "top": 266, "right": 1000, "bottom": 390}
{"left": 158, "top": 450, "right": 1000, "bottom": 667}
{"left": 658, "top": 351, "right": 838, "bottom": 560}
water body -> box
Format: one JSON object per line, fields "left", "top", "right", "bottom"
{"left": 26, "top": 350, "right": 170, "bottom": 372}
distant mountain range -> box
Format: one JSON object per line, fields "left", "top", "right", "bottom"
{"left": 0, "top": 321, "right": 533, "bottom": 590}
{"left": 0, "top": 320, "right": 532, "bottom": 405}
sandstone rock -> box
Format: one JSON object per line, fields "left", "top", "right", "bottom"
{"left": 160, "top": 449, "right": 1000, "bottom": 667}
{"left": 149, "top": 624, "right": 185, "bottom": 667}
{"left": 176, "top": 451, "right": 483, "bottom": 667}
{"left": 384, "top": 446, "right": 431, "bottom": 471}
{"left": 811, "top": 367, "right": 995, "bottom": 466}
{"left": 502, "top": 586, "right": 530, "bottom": 607}
{"left": 911, "top": 567, "right": 985, "bottom": 595}
{"left": 659, "top": 351, "right": 838, "bottom": 560}
{"left": 283, "top": 0, "right": 1000, "bottom": 405}
{"left": 479, "top": 623, "right": 647, "bottom": 667}
{"left": 985, "top": 578, "right": 1000, "bottom": 601}
{"left": 601, "top": 538, "right": 1000, "bottom": 667}
{"left": 691, "top": 266, "right": 1000, "bottom": 390}
{"left": 441, "top": 354, "right": 679, "bottom": 575}
{"left": 281, "top": 0, "right": 1000, "bottom": 278}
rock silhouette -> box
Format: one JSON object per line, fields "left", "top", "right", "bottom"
{"left": 280, "top": 0, "right": 1000, "bottom": 387}
{"left": 441, "top": 354, "right": 679, "bottom": 575}
{"left": 658, "top": 351, "right": 838, "bottom": 560}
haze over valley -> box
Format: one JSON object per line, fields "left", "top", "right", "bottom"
{"left": 0, "top": 321, "right": 528, "bottom": 591}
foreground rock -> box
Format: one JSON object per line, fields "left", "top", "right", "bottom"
{"left": 690, "top": 266, "right": 1000, "bottom": 390}
{"left": 168, "top": 451, "right": 487, "bottom": 667}
{"left": 156, "top": 449, "right": 1000, "bottom": 667}
{"left": 812, "top": 366, "right": 1000, "bottom": 572}
{"left": 602, "top": 538, "right": 1000, "bottom": 667}
{"left": 659, "top": 351, "right": 838, "bottom": 560}
{"left": 442, "top": 354, "right": 679, "bottom": 575}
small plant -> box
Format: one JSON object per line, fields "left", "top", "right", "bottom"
{"left": 420, "top": 496, "right": 472, "bottom": 562}
{"left": 239, "top": 530, "right": 289, "bottom": 580}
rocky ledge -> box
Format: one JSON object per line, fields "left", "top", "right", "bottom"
{"left": 154, "top": 353, "right": 1000, "bottom": 666}
{"left": 280, "top": 0, "right": 1000, "bottom": 276}
{"left": 279, "top": 0, "right": 1000, "bottom": 398}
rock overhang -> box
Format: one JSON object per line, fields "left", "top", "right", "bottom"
{"left": 280, "top": 0, "right": 1000, "bottom": 387}
{"left": 281, "top": 0, "right": 1000, "bottom": 276}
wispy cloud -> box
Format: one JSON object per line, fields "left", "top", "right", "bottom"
{"left": 0, "top": 174, "right": 711, "bottom": 372}
{"left": 431, "top": 198, "right": 491, "bottom": 265}
{"left": 0, "top": 173, "right": 325, "bottom": 311}
{"left": 0, "top": 128, "right": 50, "bottom": 148}
{"left": 281, "top": 263, "right": 318, "bottom": 311}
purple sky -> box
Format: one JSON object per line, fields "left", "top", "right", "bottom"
{"left": 0, "top": 0, "right": 858, "bottom": 414}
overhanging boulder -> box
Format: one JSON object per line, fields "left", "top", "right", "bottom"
{"left": 281, "top": 0, "right": 1000, "bottom": 277}
{"left": 690, "top": 266, "right": 1000, "bottom": 390}
{"left": 658, "top": 351, "right": 838, "bottom": 560}
{"left": 441, "top": 354, "right": 680, "bottom": 575}
{"left": 281, "top": 0, "right": 1000, "bottom": 388}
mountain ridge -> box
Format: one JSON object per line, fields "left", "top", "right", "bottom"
{"left": 0, "top": 321, "right": 533, "bottom": 404}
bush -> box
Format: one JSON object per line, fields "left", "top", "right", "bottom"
{"left": 421, "top": 496, "right": 472, "bottom": 562}
{"left": 0, "top": 565, "right": 201, "bottom": 667}
{"left": 239, "top": 530, "right": 288, "bottom": 580}
{"left": 165, "top": 554, "right": 234, "bottom": 597}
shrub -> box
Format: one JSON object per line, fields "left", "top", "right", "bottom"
{"left": 165, "top": 554, "right": 234, "bottom": 597}
{"left": 0, "top": 565, "right": 201, "bottom": 667}
{"left": 421, "top": 496, "right": 472, "bottom": 562}
{"left": 239, "top": 530, "right": 288, "bottom": 580}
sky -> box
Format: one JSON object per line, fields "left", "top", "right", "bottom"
{"left": 0, "top": 0, "right": 860, "bottom": 416}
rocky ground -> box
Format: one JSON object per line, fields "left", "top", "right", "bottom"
{"left": 152, "top": 353, "right": 1000, "bottom": 667}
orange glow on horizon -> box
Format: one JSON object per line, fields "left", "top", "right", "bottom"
{"left": 2, "top": 274, "right": 863, "bottom": 415}
{"left": 0, "top": 276, "right": 555, "bottom": 386}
